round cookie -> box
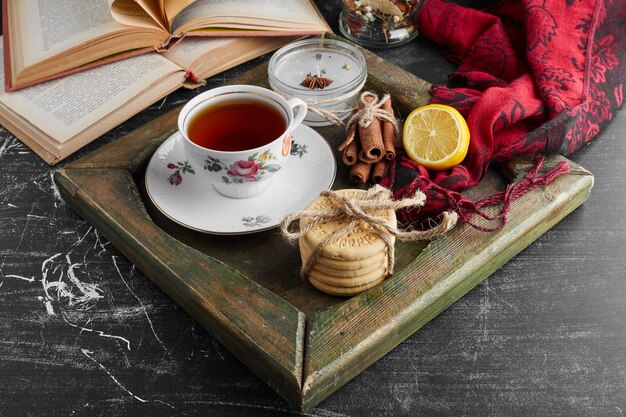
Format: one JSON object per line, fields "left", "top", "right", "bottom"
{"left": 308, "top": 274, "right": 387, "bottom": 297}
{"left": 299, "top": 189, "right": 396, "bottom": 261}
{"left": 312, "top": 256, "right": 387, "bottom": 278}
{"left": 299, "top": 236, "right": 388, "bottom": 271}
{"left": 309, "top": 263, "right": 388, "bottom": 287}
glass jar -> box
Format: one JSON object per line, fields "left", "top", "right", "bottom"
{"left": 339, "top": 0, "right": 421, "bottom": 48}
{"left": 268, "top": 38, "right": 367, "bottom": 127}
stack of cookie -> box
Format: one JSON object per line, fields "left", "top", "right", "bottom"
{"left": 298, "top": 189, "right": 396, "bottom": 296}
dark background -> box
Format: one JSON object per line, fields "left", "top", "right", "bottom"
{"left": 1, "top": 1, "right": 625, "bottom": 416}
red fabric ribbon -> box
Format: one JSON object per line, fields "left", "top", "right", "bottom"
{"left": 183, "top": 70, "right": 201, "bottom": 83}
{"left": 382, "top": 0, "right": 625, "bottom": 230}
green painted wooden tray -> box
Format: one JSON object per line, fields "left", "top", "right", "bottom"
{"left": 54, "top": 46, "right": 594, "bottom": 411}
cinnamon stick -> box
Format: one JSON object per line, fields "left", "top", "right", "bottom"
{"left": 349, "top": 161, "right": 371, "bottom": 184}
{"left": 358, "top": 95, "right": 385, "bottom": 163}
{"left": 371, "top": 159, "right": 389, "bottom": 183}
{"left": 338, "top": 123, "right": 357, "bottom": 152}
{"left": 381, "top": 97, "right": 397, "bottom": 160}
{"left": 342, "top": 140, "right": 359, "bottom": 166}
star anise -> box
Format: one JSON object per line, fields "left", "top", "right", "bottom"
{"left": 300, "top": 75, "right": 334, "bottom": 90}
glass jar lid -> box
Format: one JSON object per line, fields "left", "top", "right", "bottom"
{"left": 268, "top": 37, "right": 367, "bottom": 100}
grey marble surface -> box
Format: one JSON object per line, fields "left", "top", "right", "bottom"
{"left": 1, "top": 2, "right": 625, "bottom": 416}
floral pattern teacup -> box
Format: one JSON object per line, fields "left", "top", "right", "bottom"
{"left": 178, "top": 85, "right": 307, "bottom": 198}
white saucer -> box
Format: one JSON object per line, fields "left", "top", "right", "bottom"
{"left": 145, "top": 125, "right": 336, "bottom": 235}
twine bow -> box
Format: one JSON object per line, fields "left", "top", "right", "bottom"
{"left": 345, "top": 91, "right": 399, "bottom": 134}
{"left": 280, "top": 185, "right": 458, "bottom": 279}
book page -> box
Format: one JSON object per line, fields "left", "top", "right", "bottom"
{"left": 0, "top": 41, "right": 183, "bottom": 144}
{"left": 170, "top": 0, "right": 321, "bottom": 33}
{"left": 109, "top": 0, "right": 196, "bottom": 31}
{"left": 13, "top": 0, "right": 128, "bottom": 67}
{"left": 162, "top": 36, "right": 292, "bottom": 82}
{"left": 163, "top": 0, "right": 197, "bottom": 25}
{"left": 160, "top": 36, "right": 232, "bottom": 68}
{"left": 109, "top": 0, "right": 167, "bottom": 31}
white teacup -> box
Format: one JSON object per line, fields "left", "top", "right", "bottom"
{"left": 178, "top": 85, "right": 307, "bottom": 198}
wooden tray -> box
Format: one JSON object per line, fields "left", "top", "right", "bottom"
{"left": 54, "top": 46, "right": 594, "bottom": 411}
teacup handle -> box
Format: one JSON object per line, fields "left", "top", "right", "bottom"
{"left": 287, "top": 97, "right": 307, "bottom": 130}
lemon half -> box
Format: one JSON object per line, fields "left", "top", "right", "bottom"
{"left": 402, "top": 104, "right": 470, "bottom": 171}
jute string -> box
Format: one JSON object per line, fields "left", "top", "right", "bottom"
{"left": 345, "top": 91, "right": 399, "bottom": 133}
{"left": 280, "top": 185, "right": 458, "bottom": 279}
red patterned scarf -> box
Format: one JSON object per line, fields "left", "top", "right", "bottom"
{"left": 382, "top": 0, "right": 625, "bottom": 230}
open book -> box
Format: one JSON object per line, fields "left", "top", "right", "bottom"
{"left": 0, "top": 35, "right": 296, "bottom": 164}
{"left": 3, "top": 0, "right": 329, "bottom": 91}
